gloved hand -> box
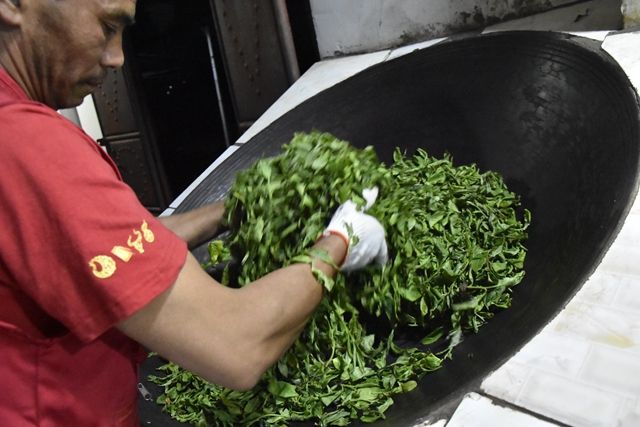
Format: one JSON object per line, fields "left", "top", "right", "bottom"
{"left": 322, "top": 187, "right": 388, "bottom": 272}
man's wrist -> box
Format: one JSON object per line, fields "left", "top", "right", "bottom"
{"left": 288, "top": 234, "right": 348, "bottom": 293}
{"left": 312, "top": 234, "right": 348, "bottom": 274}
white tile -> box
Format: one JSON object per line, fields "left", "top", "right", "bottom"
{"left": 447, "top": 393, "right": 560, "bottom": 427}
{"left": 553, "top": 300, "right": 640, "bottom": 352}
{"left": 386, "top": 37, "right": 447, "bottom": 61}
{"left": 597, "top": 244, "right": 640, "bottom": 277}
{"left": 631, "top": 192, "right": 640, "bottom": 215}
{"left": 602, "top": 32, "right": 640, "bottom": 92}
{"left": 517, "top": 371, "right": 622, "bottom": 427}
{"left": 611, "top": 212, "right": 640, "bottom": 248}
{"left": 482, "top": 360, "right": 531, "bottom": 402}
{"left": 509, "top": 331, "right": 591, "bottom": 377}
{"left": 159, "top": 207, "right": 175, "bottom": 218}
{"left": 573, "top": 271, "right": 620, "bottom": 307}
{"left": 613, "top": 274, "right": 640, "bottom": 314}
{"left": 75, "top": 94, "right": 103, "bottom": 141}
{"left": 619, "top": 410, "right": 640, "bottom": 427}
{"left": 564, "top": 30, "right": 612, "bottom": 40}
{"left": 579, "top": 345, "right": 640, "bottom": 395}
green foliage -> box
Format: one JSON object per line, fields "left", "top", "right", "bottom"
{"left": 149, "top": 131, "right": 530, "bottom": 426}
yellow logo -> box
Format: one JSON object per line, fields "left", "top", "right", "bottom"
{"left": 88, "top": 255, "right": 116, "bottom": 279}
{"left": 89, "top": 220, "right": 155, "bottom": 279}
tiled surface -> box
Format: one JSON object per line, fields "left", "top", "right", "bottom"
{"left": 482, "top": 209, "right": 640, "bottom": 426}
{"left": 519, "top": 371, "right": 623, "bottom": 427}
{"left": 602, "top": 31, "right": 640, "bottom": 91}
{"left": 445, "top": 393, "right": 560, "bottom": 427}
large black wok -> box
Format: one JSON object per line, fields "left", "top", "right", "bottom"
{"left": 140, "top": 31, "right": 640, "bottom": 426}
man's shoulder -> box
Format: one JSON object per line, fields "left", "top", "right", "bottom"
{"left": 1, "top": 99, "right": 77, "bottom": 130}
{"left": 1, "top": 95, "right": 54, "bottom": 113}
{"left": 0, "top": 100, "right": 98, "bottom": 153}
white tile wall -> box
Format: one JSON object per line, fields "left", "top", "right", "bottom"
{"left": 480, "top": 0, "right": 622, "bottom": 33}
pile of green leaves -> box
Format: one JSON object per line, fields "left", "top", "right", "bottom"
{"left": 150, "top": 131, "right": 531, "bottom": 426}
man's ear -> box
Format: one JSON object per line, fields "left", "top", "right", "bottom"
{"left": 0, "top": 0, "right": 22, "bottom": 27}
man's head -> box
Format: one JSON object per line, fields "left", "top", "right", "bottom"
{"left": 0, "top": 0, "right": 136, "bottom": 109}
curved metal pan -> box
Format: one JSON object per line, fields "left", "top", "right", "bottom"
{"left": 141, "top": 31, "right": 640, "bottom": 426}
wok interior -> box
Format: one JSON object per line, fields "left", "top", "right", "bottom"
{"left": 172, "top": 31, "right": 640, "bottom": 425}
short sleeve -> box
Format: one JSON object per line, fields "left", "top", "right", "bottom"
{"left": 0, "top": 103, "right": 188, "bottom": 342}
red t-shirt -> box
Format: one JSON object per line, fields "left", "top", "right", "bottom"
{"left": 0, "top": 68, "right": 188, "bottom": 425}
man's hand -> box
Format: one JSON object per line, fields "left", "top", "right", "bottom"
{"left": 323, "top": 187, "right": 388, "bottom": 272}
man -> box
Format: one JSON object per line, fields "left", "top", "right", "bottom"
{"left": 0, "top": 0, "right": 388, "bottom": 425}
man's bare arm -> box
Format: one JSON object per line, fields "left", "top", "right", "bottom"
{"left": 158, "top": 200, "right": 225, "bottom": 249}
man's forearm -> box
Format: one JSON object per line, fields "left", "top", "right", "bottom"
{"left": 117, "top": 234, "right": 348, "bottom": 391}
{"left": 230, "top": 234, "right": 348, "bottom": 383}
{"left": 158, "top": 201, "right": 226, "bottom": 248}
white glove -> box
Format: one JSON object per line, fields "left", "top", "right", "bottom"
{"left": 323, "top": 187, "right": 388, "bottom": 272}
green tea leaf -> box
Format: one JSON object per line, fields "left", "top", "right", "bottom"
{"left": 150, "top": 131, "right": 531, "bottom": 426}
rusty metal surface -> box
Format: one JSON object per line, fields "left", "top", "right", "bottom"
{"left": 622, "top": 0, "right": 640, "bottom": 28}
{"left": 209, "top": 0, "right": 293, "bottom": 125}
{"left": 92, "top": 62, "right": 171, "bottom": 213}
{"left": 92, "top": 68, "right": 138, "bottom": 135}
{"left": 103, "top": 133, "right": 164, "bottom": 212}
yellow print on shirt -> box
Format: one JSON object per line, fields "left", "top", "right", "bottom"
{"left": 88, "top": 220, "right": 155, "bottom": 279}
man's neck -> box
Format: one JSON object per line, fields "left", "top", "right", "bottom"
{"left": 0, "top": 37, "right": 34, "bottom": 101}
